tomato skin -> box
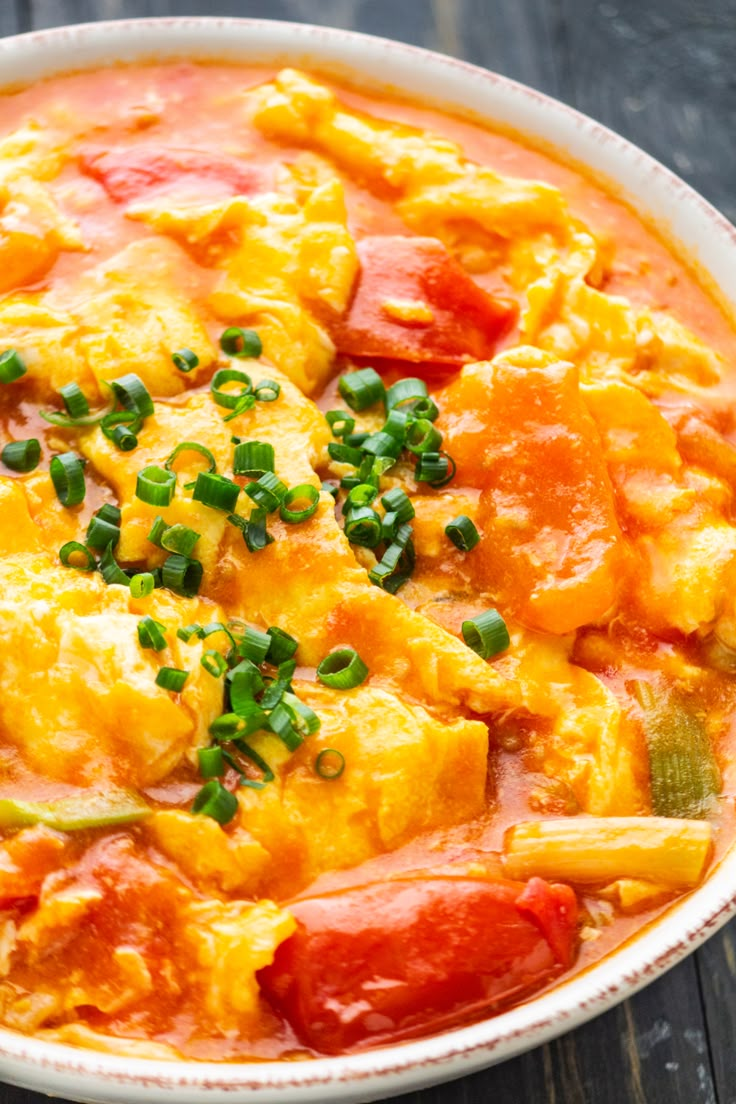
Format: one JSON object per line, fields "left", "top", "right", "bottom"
{"left": 259, "top": 874, "right": 577, "bottom": 1053}
{"left": 81, "top": 147, "right": 271, "bottom": 204}
{"left": 332, "top": 236, "right": 516, "bottom": 367}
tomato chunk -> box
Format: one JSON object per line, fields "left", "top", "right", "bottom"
{"left": 82, "top": 147, "right": 271, "bottom": 204}
{"left": 259, "top": 873, "right": 577, "bottom": 1053}
{"left": 332, "top": 236, "right": 516, "bottom": 366}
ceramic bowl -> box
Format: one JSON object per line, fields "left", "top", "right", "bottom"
{"left": 1, "top": 16, "right": 735, "bottom": 1104}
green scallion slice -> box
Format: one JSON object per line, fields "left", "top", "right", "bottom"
{"left": 111, "top": 423, "right": 138, "bottom": 451}
{"left": 192, "top": 779, "right": 238, "bottom": 823}
{"left": 130, "top": 572, "right": 155, "bottom": 598}
{"left": 281, "top": 692, "right": 321, "bottom": 736}
{"left": 147, "top": 515, "right": 169, "bottom": 548}
{"left": 414, "top": 450, "right": 456, "bottom": 488}
{"left": 219, "top": 327, "right": 262, "bottom": 359}
{"left": 381, "top": 487, "right": 415, "bottom": 523}
{"left": 100, "top": 410, "right": 143, "bottom": 441}
{"left": 162, "top": 554, "right": 203, "bottom": 598}
{"left": 0, "top": 348, "right": 26, "bottom": 384}
{"left": 406, "top": 395, "right": 440, "bottom": 421}
{"left": 50, "top": 452, "right": 86, "bottom": 507}
{"left": 198, "top": 746, "right": 225, "bottom": 778}
{"left": 315, "top": 748, "right": 346, "bottom": 780}
{"left": 172, "top": 348, "right": 199, "bottom": 373}
{"left": 361, "top": 431, "right": 403, "bottom": 460}
{"left": 165, "top": 441, "right": 216, "bottom": 476}
{"left": 1, "top": 438, "right": 40, "bottom": 473}
{"left": 344, "top": 506, "right": 382, "bottom": 548}
{"left": 316, "top": 647, "right": 369, "bottom": 690}
{"left": 328, "top": 442, "right": 364, "bottom": 467}
{"left": 156, "top": 666, "right": 189, "bottom": 692}
{"left": 254, "top": 379, "right": 280, "bottom": 402}
{"left": 325, "top": 410, "right": 356, "bottom": 439}
{"left": 386, "top": 377, "right": 428, "bottom": 411}
{"left": 236, "top": 626, "right": 271, "bottom": 665}
{"left": 99, "top": 542, "right": 130, "bottom": 586}
{"left": 462, "top": 609, "right": 510, "bottom": 659}
{"left": 343, "top": 483, "right": 378, "bottom": 513}
{"left": 446, "top": 515, "right": 480, "bottom": 551}
{"left": 210, "top": 367, "right": 253, "bottom": 411}
{"left": 193, "top": 470, "right": 240, "bottom": 512}
{"left": 267, "top": 701, "right": 304, "bottom": 751}
{"left": 338, "top": 367, "right": 385, "bottom": 412}
{"left": 280, "top": 484, "right": 320, "bottom": 523}
{"left": 110, "top": 373, "right": 154, "bottom": 418}
{"left": 345, "top": 431, "right": 370, "bottom": 449}
{"left": 97, "top": 503, "right": 121, "bottom": 526}
{"left": 59, "top": 540, "right": 96, "bottom": 572}
{"left": 321, "top": 479, "right": 339, "bottom": 500}
{"left": 233, "top": 440, "right": 275, "bottom": 477}
{"left": 160, "top": 523, "right": 201, "bottom": 557}
{"left": 59, "top": 382, "right": 90, "bottom": 420}
{"left": 85, "top": 514, "right": 120, "bottom": 550}
{"left": 369, "top": 535, "right": 415, "bottom": 594}
{"left": 201, "top": 649, "right": 228, "bottom": 678}
{"left": 178, "top": 623, "right": 204, "bottom": 644}
{"left": 381, "top": 408, "right": 410, "bottom": 442}
{"left": 381, "top": 510, "right": 398, "bottom": 543}
{"left": 266, "top": 626, "right": 298, "bottom": 664}
{"left": 245, "top": 471, "right": 287, "bottom": 512}
{"left": 136, "top": 465, "right": 176, "bottom": 507}
{"left": 406, "top": 418, "right": 443, "bottom": 455}
{"left": 137, "top": 616, "right": 167, "bottom": 651}
{"left": 223, "top": 394, "right": 256, "bottom": 422}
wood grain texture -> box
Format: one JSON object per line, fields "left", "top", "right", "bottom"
{"left": 4, "top": 1, "right": 736, "bottom": 1103}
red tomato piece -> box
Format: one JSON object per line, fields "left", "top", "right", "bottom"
{"left": 259, "top": 874, "right": 577, "bottom": 1053}
{"left": 81, "top": 147, "right": 271, "bottom": 204}
{"left": 332, "top": 236, "right": 516, "bottom": 366}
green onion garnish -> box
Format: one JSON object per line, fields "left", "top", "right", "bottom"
{"left": 322, "top": 480, "right": 339, "bottom": 500}
{"left": 100, "top": 410, "right": 143, "bottom": 441}
{"left": 50, "top": 452, "right": 86, "bottom": 507}
{"left": 254, "top": 379, "right": 280, "bottom": 402}
{"left": 328, "top": 442, "right": 364, "bottom": 467}
{"left": 325, "top": 410, "right": 356, "bottom": 439}
{"left": 85, "top": 514, "right": 120, "bottom": 550}
{"left": 136, "top": 465, "right": 176, "bottom": 507}
{"left": 223, "top": 394, "right": 256, "bottom": 422}
{"left": 219, "top": 327, "right": 262, "bottom": 359}
{"left": 99, "top": 542, "right": 130, "bottom": 586}
{"left": 0, "top": 348, "right": 26, "bottom": 383}
{"left": 233, "top": 440, "right": 275, "bottom": 477}
{"left": 97, "top": 503, "right": 121, "bottom": 526}
{"left": 111, "top": 423, "right": 138, "bottom": 451}
{"left": 236, "top": 626, "right": 271, "bottom": 665}
{"left": 130, "top": 572, "right": 155, "bottom": 598}
{"left": 1, "top": 438, "right": 40, "bottom": 473}
{"left": 381, "top": 487, "right": 415, "bottom": 523}
{"left": 165, "top": 441, "right": 216, "bottom": 476}
{"left": 201, "top": 650, "right": 228, "bottom": 678}
{"left": 266, "top": 626, "right": 298, "bottom": 664}
{"left": 178, "top": 623, "right": 204, "bottom": 644}
{"left": 160, "top": 523, "right": 201, "bottom": 557}
{"left": 381, "top": 408, "right": 410, "bottom": 442}
{"left": 406, "top": 418, "right": 443, "bottom": 455}
{"left": 316, "top": 648, "right": 369, "bottom": 690}
{"left": 344, "top": 506, "right": 382, "bottom": 548}
{"left": 245, "top": 508, "right": 274, "bottom": 552}
{"left": 198, "top": 746, "right": 225, "bottom": 778}
{"left": 280, "top": 484, "right": 320, "bottom": 523}
{"left": 345, "top": 431, "right": 370, "bottom": 449}
{"left": 446, "top": 515, "right": 480, "bottom": 551}
{"left": 192, "top": 470, "right": 241, "bottom": 513}
{"left": 59, "top": 540, "right": 96, "bottom": 572}
{"left": 338, "top": 367, "right": 385, "bottom": 412}
{"left": 245, "top": 471, "right": 287, "bottom": 512}
{"left": 59, "top": 382, "right": 90, "bottom": 419}
{"left": 172, "top": 348, "right": 199, "bottom": 373}
{"left": 386, "top": 377, "right": 428, "bottom": 411}
{"left": 192, "top": 779, "right": 238, "bottom": 824}
{"left": 369, "top": 534, "right": 415, "bottom": 594}
{"left": 282, "top": 691, "right": 321, "bottom": 736}
{"left": 162, "top": 554, "right": 203, "bottom": 598}
{"left": 137, "top": 616, "right": 167, "bottom": 651}
{"left": 110, "top": 373, "right": 154, "bottom": 419}
{"left": 267, "top": 701, "right": 304, "bottom": 751}
{"left": 462, "top": 609, "right": 510, "bottom": 659}
{"left": 155, "top": 666, "right": 189, "bottom": 692}
{"left": 147, "top": 515, "right": 169, "bottom": 548}
{"left": 414, "top": 450, "right": 456, "bottom": 488}
{"left": 343, "top": 483, "right": 378, "bottom": 512}
{"left": 362, "top": 431, "right": 402, "bottom": 460}
{"left": 381, "top": 510, "right": 398, "bottom": 543}
{"left": 315, "top": 748, "right": 346, "bottom": 780}
{"left": 210, "top": 367, "right": 253, "bottom": 410}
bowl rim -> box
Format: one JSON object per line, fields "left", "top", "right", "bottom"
{"left": 1, "top": 15, "right": 736, "bottom": 1103}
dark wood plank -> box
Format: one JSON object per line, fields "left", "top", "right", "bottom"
{"left": 0, "top": 1, "right": 22, "bottom": 37}
{"left": 697, "top": 925, "right": 736, "bottom": 1104}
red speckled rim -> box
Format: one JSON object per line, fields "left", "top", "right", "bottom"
{"left": 1, "top": 18, "right": 736, "bottom": 1104}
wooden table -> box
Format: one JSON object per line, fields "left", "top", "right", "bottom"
{"left": 1, "top": 1, "right": 735, "bottom": 1101}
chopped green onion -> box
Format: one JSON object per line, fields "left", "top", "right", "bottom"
{"left": 236, "top": 626, "right": 271, "bottom": 665}
{"left": 165, "top": 441, "right": 216, "bottom": 475}
{"left": 414, "top": 450, "right": 456, "bottom": 488}
{"left": 406, "top": 418, "right": 443, "bottom": 454}
{"left": 267, "top": 701, "right": 304, "bottom": 751}
{"left": 97, "top": 503, "right": 121, "bottom": 526}
{"left": 266, "top": 626, "right": 298, "bottom": 664}
{"left": 172, "top": 348, "right": 199, "bottom": 373}
{"left": 406, "top": 395, "right": 440, "bottom": 421}
{"left": 281, "top": 691, "right": 321, "bottom": 736}
{"left": 328, "top": 442, "right": 364, "bottom": 467}
{"left": 233, "top": 440, "right": 275, "bottom": 477}
{"left": 136, "top": 465, "right": 176, "bottom": 507}
{"left": 110, "top": 373, "right": 154, "bottom": 419}
{"left": 280, "top": 483, "right": 320, "bottom": 523}
{"left": 386, "top": 377, "right": 428, "bottom": 411}
{"left": 162, "top": 554, "right": 203, "bottom": 598}
{"left": 369, "top": 536, "right": 415, "bottom": 594}
{"left": 178, "top": 623, "right": 204, "bottom": 644}
{"left": 198, "top": 746, "right": 224, "bottom": 778}
{"left": 362, "top": 431, "right": 403, "bottom": 460}
{"left": 228, "top": 508, "right": 274, "bottom": 553}
{"left": 160, "top": 523, "right": 201, "bottom": 557}
{"left": 210, "top": 367, "right": 253, "bottom": 410}
{"left": 111, "top": 423, "right": 138, "bottom": 451}
{"left": 192, "top": 779, "right": 238, "bottom": 823}
{"left": 156, "top": 666, "right": 189, "bottom": 692}
{"left": 245, "top": 471, "right": 287, "bottom": 512}
{"left": 317, "top": 648, "right": 369, "bottom": 690}
{"left": 254, "top": 379, "right": 280, "bottom": 402}
{"left": 343, "top": 483, "right": 378, "bottom": 513}
{"left": 340, "top": 474, "right": 361, "bottom": 491}
{"left": 137, "top": 616, "right": 167, "bottom": 651}
{"left": 219, "top": 327, "right": 262, "bottom": 359}
{"left": 325, "top": 410, "right": 356, "bottom": 439}
{"left": 381, "top": 408, "right": 411, "bottom": 442}
{"left": 99, "top": 542, "right": 130, "bottom": 586}
{"left": 130, "top": 572, "right": 155, "bottom": 598}
{"left": 59, "top": 540, "right": 96, "bottom": 572}
{"left": 1, "top": 438, "right": 40, "bottom": 473}
{"left": 344, "top": 506, "right": 382, "bottom": 548}
{"left": 315, "top": 748, "right": 346, "bottom": 780}
{"left": 100, "top": 409, "right": 143, "bottom": 440}
{"left": 50, "top": 451, "right": 86, "bottom": 507}
{"left": 381, "top": 510, "right": 398, "bottom": 543}
{"left": 202, "top": 621, "right": 236, "bottom": 646}
{"left": 338, "top": 367, "right": 385, "bottom": 412}
{"left": 85, "top": 514, "right": 120, "bottom": 550}
{"left": 462, "top": 609, "right": 510, "bottom": 659}
{"left": 193, "top": 470, "right": 240, "bottom": 512}
{"left": 381, "top": 487, "right": 415, "bottom": 523}
{"left": 345, "top": 431, "right": 370, "bottom": 449}
{"left": 232, "top": 741, "right": 275, "bottom": 790}
{"left": 147, "top": 515, "right": 169, "bottom": 548}
{"left": 260, "top": 659, "right": 296, "bottom": 710}
{"left": 59, "top": 382, "right": 90, "bottom": 419}
{"left": 322, "top": 479, "right": 339, "bottom": 500}
{"left": 223, "top": 394, "right": 256, "bottom": 422}
{"left": 201, "top": 649, "right": 228, "bottom": 678}
{"left": 229, "top": 665, "right": 266, "bottom": 718}
{"left": 0, "top": 348, "right": 26, "bottom": 383}
{"left": 446, "top": 515, "right": 480, "bottom": 551}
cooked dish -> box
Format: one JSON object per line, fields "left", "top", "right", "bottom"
{"left": 0, "top": 61, "right": 735, "bottom": 1062}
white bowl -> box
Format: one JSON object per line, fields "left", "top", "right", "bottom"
{"left": 2, "top": 16, "right": 736, "bottom": 1104}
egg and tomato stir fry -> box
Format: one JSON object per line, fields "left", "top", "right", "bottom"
{"left": 0, "top": 63, "right": 734, "bottom": 1059}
